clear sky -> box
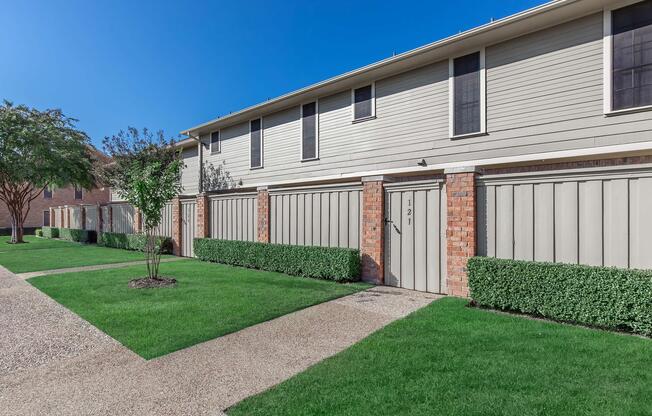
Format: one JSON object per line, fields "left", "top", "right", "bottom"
{"left": 1, "top": 0, "right": 544, "bottom": 149}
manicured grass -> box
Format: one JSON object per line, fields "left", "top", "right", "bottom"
{"left": 229, "top": 298, "right": 652, "bottom": 416}
{"left": 0, "top": 236, "right": 156, "bottom": 273}
{"left": 29, "top": 260, "right": 370, "bottom": 359}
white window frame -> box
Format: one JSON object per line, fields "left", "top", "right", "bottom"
{"left": 603, "top": 0, "right": 652, "bottom": 115}
{"left": 300, "top": 100, "right": 320, "bottom": 161}
{"left": 209, "top": 130, "right": 220, "bottom": 154}
{"left": 351, "top": 82, "right": 376, "bottom": 122}
{"left": 249, "top": 117, "right": 264, "bottom": 169}
{"left": 448, "top": 47, "right": 486, "bottom": 139}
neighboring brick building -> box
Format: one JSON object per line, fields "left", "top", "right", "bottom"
{"left": 0, "top": 185, "right": 111, "bottom": 233}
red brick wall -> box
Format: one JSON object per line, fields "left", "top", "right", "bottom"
{"left": 361, "top": 180, "right": 385, "bottom": 284}
{"left": 0, "top": 186, "right": 110, "bottom": 229}
{"left": 446, "top": 172, "right": 477, "bottom": 298}
{"left": 196, "top": 194, "right": 210, "bottom": 238}
{"left": 171, "top": 198, "right": 182, "bottom": 256}
{"left": 257, "top": 188, "right": 270, "bottom": 243}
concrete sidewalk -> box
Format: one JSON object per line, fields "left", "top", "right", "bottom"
{"left": 0, "top": 265, "right": 439, "bottom": 416}
{"left": 17, "top": 257, "right": 187, "bottom": 279}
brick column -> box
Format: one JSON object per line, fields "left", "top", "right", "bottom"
{"left": 171, "top": 197, "right": 182, "bottom": 256}
{"left": 445, "top": 168, "right": 479, "bottom": 298}
{"left": 196, "top": 193, "right": 210, "bottom": 238}
{"left": 66, "top": 206, "right": 70, "bottom": 228}
{"left": 361, "top": 176, "right": 386, "bottom": 284}
{"left": 133, "top": 209, "right": 142, "bottom": 233}
{"left": 80, "top": 206, "right": 87, "bottom": 230}
{"left": 49, "top": 208, "right": 55, "bottom": 228}
{"left": 257, "top": 187, "right": 270, "bottom": 243}
{"left": 97, "top": 204, "right": 103, "bottom": 234}
{"left": 108, "top": 205, "right": 113, "bottom": 232}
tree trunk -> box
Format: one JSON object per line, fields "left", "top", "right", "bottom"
{"left": 8, "top": 208, "right": 24, "bottom": 244}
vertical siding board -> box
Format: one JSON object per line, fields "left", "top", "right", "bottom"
{"left": 603, "top": 179, "right": 629, "bottom": 268}
{"left": 426, "top": 189, "right": 440, "bottom": 293}
{"left": 630, "top": 178, "right": 652, "bottom": 268}
{"left": 513, "top": 184, "right": 534, "bottom": 260}
{"left": 578, "top": 181, "right": 603, "bottom": 266}
{"left": 312, "top": 194, "right": 320, "bottom": 246}
{"left": 401, "top": 191, "right": 415, "bottom": 290}
{"left": 289, "top": 194, "right": 297, "bottom": 245}
{"left": 440, "top": 185, "right": 447, "bottom": 293}
{"left": 495, "top": 185, "right": 514, "bottom": 259}
{"left": 486, "top": 186, "right": 497, "bottom": 257}
{"left": 339, "top": 192, "right": 349, "bottom": 248}
{"left": 349, "top": 191, "right": 359, "bottom": 249}
{"left": 533, "top": 183, "right": 555, "bottom": 262}
{"left": 320, "top": 193, "right": 330, "bottom": 247}
{"left": 388, "top": 191, "right": 402, "bottom": 288}
{"left": 476, "top": 185, "right": 488, "bottom": 256}
{"left": 554, "top": 182, "right": 579, "bottom": 264}
{"left": 414, "top": 190, "right": 428, "bottom": 292}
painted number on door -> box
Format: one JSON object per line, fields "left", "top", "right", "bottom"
{"left": 406, "top": 197, "right": 412, "bottom": 226}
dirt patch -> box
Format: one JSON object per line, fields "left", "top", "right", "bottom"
{"left": 128, "top": 277, "right": 177, "bottom": 289}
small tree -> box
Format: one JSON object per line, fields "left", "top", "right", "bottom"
{"left": 100, "top": 128, "right": 183, "bottom": 281}
{"left": 0, "top": 100, "right": 94, "bottom": 243}
{"left": 202, "top": 160, "right": 239, "bottom": 192}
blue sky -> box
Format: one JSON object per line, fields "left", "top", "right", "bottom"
{"left": 1, "top": 0, "right": 543, "bottom": 149}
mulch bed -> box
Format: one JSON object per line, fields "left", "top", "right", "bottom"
{"left": 128, "top": 277, "right": 177, "bottom": 289}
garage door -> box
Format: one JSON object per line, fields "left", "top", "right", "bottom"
{"left": 181, "top": 200, "right": 196, "bottom": 257}
{"left": 384, "top": 180, "right": 447, "bottom": 294}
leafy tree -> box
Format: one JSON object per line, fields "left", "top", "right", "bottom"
{"left": 0, "top": 100, "right": 94, "bottom": 243}
{"left": 100, "top": 128, "right": 183, "bottom": 281}
{"left": 201, "top": 160, "right": 239, "bottom": 192}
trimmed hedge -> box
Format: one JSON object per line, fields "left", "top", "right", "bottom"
{"left": 59, "top": 228, "right": 96, "bottom": 243}
{"left": 98, "top": 232, "right": 172, "bottom": 254}
{"left": 41, "top": 227, "right": 59, "bottom": 239}
{"left": 35, "top": 229, "right": 43, "bottom": 237}
{"left": 194, "top": 238, "right": 361, "bottom": 282}
{"left": 468, "top": 256, "right": 652, "bottom": 336}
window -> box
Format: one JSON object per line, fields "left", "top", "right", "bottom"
{"left": 74, "top": 187, "right": 82, "bottom": 200}
{"left": 43, "top": 211, "right": 50, "bottom": 227}
{"left": 43, "top": 187, "right": 52, "bottom": 199}
{"left": 352, "top": 84, "right": 375, "bottom": 121}
{"left": 210, "top": 130, "right": 220, "bottom": 154}
{"left": 449, "top": 50, "right": 486, "bottom": 137}
{"left": 301, "top": 101, "right": 319, "bottom": 160}
{"left": 606, "top": 0, "right": 652, "bottom": 112}
{"left": 250, "top": 118, "right": 263, "bottom": 169}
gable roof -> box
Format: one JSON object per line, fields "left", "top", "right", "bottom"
{"left": 182, "top": 0, "right": 605, "bottom": 137}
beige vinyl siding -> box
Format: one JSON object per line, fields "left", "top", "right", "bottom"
{"left": 85, "top": 206, "right": 98, "bottom": 230}
{"left": 477, "top": 165, "right": 652, "bottom": 269}
{"left": 69, "top": 206, "right": 82, "bottom": 229}
{"left": 190, "top": 12, "right": 652, "bottom": 189}
{"left": 181, "top": 145, "right": 200, "bottom": 195}
{"left": 111, "top": 204, "right": 135, "bottom": 234}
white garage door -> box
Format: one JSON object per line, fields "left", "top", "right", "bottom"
{"left": 384, "top": 180, "right": 447, "bottom": 294}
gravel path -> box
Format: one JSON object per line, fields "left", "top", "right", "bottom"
{"left": 0, "top": 265, "right": 439, "bottom": 416}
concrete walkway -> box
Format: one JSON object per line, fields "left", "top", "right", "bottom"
{"left": 17, "top": 257, "right": 187, "bottom": 279}
{"left": 0, "top": 265, "right": 439, "bottom": 416}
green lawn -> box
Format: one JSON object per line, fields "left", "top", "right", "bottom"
{"left": 0, "top": 236, "right": 154, "bottom": 273}
{"left": 229, "top": 298, "right": 652, "bottom": 416}
{"left": 29, "top": 260, "right": 370, "bottom": 359}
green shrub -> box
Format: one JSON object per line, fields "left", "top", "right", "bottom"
{"left": 194, "top": 238, "right": 361, "bottom": 282}
{"left": 35, "top": 229, "right": 43, "bottom": 237}
{"left": 97, "top": 231, "right": 172, "bottom": 254}
{"left": 467, "top": 257, "right": 652, "bottom": 336}
{"left": 41, "top": 227, "right": 59, "bottom": 239}
{"left": 59, "top": 228, "right": 96, "bottom": 243}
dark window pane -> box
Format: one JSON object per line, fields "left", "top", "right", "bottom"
{"left": 354, "top": 85, "right": 372, "bottom": 119}
{"left": 302, "top": 102, "right": 317, "bottom": 160}
{"left": 74, "top": 187, "right": 82, "bottom": 200}
{"left": 43, "top": 188, "right": 52, "bottom": 199}
{"left": 453, "top": 52, "right": 481, "bottom": 135}
{"left": 612, "top": 0, "right": 652, "bottom": 110}
{"left": 43, "top": 211, "right": 50, "bottom": 227}
{"left": 250, "top": 119, "right": 262, "bottom": 167}
{"left": 211, "top": 131, "right": 220, "bottom": 153}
